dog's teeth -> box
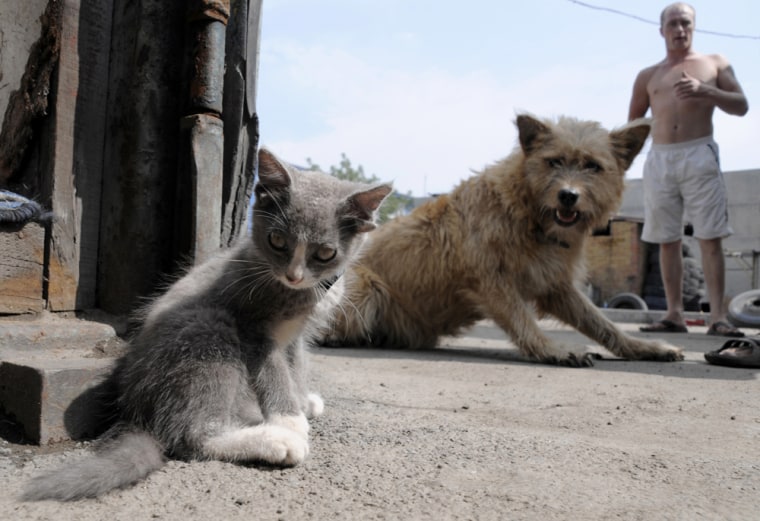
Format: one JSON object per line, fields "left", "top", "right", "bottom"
{"left": 556, "top": 210, "right": 578, "bottom": 222}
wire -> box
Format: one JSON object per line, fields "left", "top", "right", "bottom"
{"left": 565, "top": 0, "right": 760, "bottom": 40}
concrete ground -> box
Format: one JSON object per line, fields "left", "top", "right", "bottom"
{"left": 1, "top": 314, "right": 759, "bottom": 520}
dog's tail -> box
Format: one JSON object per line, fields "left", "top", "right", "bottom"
{"left": 21, "top": 427, "right": 165, "bottom": 501}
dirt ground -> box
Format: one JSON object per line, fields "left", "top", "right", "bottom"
{"left": 1, "top": 319, "right": 758, "bottom": 521}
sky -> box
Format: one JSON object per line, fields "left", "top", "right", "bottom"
{"left": 255, "top": 0, "right": 759, "bottom": 196}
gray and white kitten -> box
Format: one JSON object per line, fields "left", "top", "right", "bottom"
{"left": 22, "top": 148, "right": 392, "bottom": 501}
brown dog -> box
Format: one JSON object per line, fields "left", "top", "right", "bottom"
{"left": 320, "top": 114, "right": 684, "bottom": 366}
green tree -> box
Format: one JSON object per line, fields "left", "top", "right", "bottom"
{"left": 305, "top": 153, "right": 412, "bottom": 224}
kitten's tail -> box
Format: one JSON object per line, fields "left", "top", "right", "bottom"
{"left": 21, "top": 428, "right": 165, "bottom": 501}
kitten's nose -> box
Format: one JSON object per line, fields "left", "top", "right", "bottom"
{"left": 286, "top": 272, "right": 304, "bottom": 284}
{"left": 558, "top": 188, "right": 579, "bottom": 208}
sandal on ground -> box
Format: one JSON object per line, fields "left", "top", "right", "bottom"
{"left": 639, "top": 319, "right": 688, "bottom": 333}
{"left": 706, "top": 321, "right": 744, "bottom": 338}
{"left": 704, "top": 337, "right": 760, "bottom": 368}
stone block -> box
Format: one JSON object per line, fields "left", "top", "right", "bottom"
{"left": 0, "top": 356, "right": 113, "bottom": 444}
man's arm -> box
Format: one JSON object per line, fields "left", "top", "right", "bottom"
{"left": 674, "top": 55, "right": 748, "bottom": 116}
{"left": 628, "top": 68, "right": 652, "bottom": 121}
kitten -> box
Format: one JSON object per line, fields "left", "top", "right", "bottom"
{"left": 22, "top": 148, "right": 392, "bottom": 501}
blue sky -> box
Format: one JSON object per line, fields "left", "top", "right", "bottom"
{"left": 256, "top": 0, "right": 759, "bottom": 196}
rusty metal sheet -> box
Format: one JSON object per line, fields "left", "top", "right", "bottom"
{"left": 188, "top": 20, "right": 227, "bottom": 114}
{"left": 181, "top": 114, "right": 224, "bottom": 263}
{"left": 246, "top": 0, "right": 263, "bottom": 119}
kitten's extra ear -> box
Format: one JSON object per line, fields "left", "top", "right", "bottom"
{"left": 516, "top": 114, "right": 552, "bottom": 155}
{"left": 255, "top": 148, "right": 292, "bottom": 200}
{"left": 609, "top": 118, "right": 651, "bottom": 172}
{"left": 344, "top": 183, "right": 393, "bottom": 233}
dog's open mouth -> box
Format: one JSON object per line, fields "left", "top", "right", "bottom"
{"left": 553, "top": 208, "right": 580, "bottom": 227}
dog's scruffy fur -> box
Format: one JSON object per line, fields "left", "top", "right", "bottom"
{"left": 320, "top": 114, "right": 684, "bottom": 366}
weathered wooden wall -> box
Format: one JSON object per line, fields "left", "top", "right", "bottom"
{"left": 0, "top": 223, "right": 45, "bottom": 313}
{"left": 0, "top": 0, "right": 261, "bottom": 317}
{"left": 97, "top": 0, "right": 186, "bottom": 315}
{"left": 45, "top": 0, "right": 114, "bottom": 311}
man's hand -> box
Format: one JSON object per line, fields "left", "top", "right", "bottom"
{"left": 673, "top": 71, "right": 704, "bottom": 98}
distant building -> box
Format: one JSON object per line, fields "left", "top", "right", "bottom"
{"left": 585, "top": 168, "right": 759, "bottom": 309}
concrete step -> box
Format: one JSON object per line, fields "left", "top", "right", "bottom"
{"left": 0, "top": 313, "right": 124, "bottom": 444}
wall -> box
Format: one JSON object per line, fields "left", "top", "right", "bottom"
{"left": 585, "top": 220, "right": 648, "bottom": 305}
{"left": 0, "top": 0, "right": 50, "bottom": 122}
{"left": 619, "top": 169, "right": 760, "bottom": 298}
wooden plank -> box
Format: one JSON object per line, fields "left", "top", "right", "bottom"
{"left": 0, "top": 223, "right": 45, "bottom": 314}
{"left": 221, "top": 0, "right": 262, "bottom": 246}
{"left": 180, "top": 114, "right": 224, "bottom": 264}
{"left": 45, "top": 0, "right": 113, "bottom": 311}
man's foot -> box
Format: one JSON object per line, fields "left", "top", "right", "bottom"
{"left": 639, "top": 319, "right": 688, "bottom": 333}
{"left": 704, "top": 338, "right": 760, "bottom": 368}
{"left": 706, "top": 321, "right": 744, "bottom": 338}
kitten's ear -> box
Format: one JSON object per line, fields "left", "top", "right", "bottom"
{"left": 344, "top": 183, "right": 393, "bottom": 232}
{"left": 256, "top": 148, "right": 292, "bottom": 200}
{"left": 516, "top": 114, "right": 551, "bottom": 155}
{"left": 609, "top": 118, "right": 651, "bottom": 172}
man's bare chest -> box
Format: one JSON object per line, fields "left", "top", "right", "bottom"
{"left": 648, "top": 60, "right": 718, "bottom": 95}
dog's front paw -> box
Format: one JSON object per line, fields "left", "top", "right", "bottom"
{"left": 546, "top": 351, "right": 600, "bottom": 367}
{"left": 626, "top": 339, "right": 684, "bottom": 361}
{"left": 647, "top": 340, "right": 684, "bottom": 361}
{"left": 530, "top": 342, "right": 600, "bottom": 367}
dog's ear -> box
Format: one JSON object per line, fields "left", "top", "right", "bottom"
{"left": 516, "top": 115, "right": 551, "bottom": 155}
{"left": 609, "top": 118, "right": 651, "bottom": 171}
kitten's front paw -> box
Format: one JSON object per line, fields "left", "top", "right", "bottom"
{"left": 306, "top": 393, "right": 324, "bottom": 418}
{"left": 203, "top": 423, "right": 309, "bottom": 465}
{"left": 269, "top": 413, "right": 309, "bottom": 438}
{"left": 258, "top": 425, "right": 310, "bottom": 466}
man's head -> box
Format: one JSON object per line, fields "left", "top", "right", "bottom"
{"left": 660, "top": 3, "right": 696, "bottom": 51}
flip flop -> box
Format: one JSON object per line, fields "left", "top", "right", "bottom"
{"left": 639, "top": 319, "right": 688, "bottom": 333}
{"left": 706, "top": 320, "right": 744, "bottom": 338}
{"left": 704, "top": 337, "right": 760, "bottom": 368}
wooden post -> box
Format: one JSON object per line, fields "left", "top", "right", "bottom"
{"left": 45, "top": 0, "right": 113, "bottom": 311}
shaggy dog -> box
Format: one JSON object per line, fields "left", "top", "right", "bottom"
{"left": 319, "top": 114, "right": 684, "bottom": 366}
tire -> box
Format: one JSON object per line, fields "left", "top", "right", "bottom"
{"left": 608, "top": 292, "right": 648, "bottom": 310}
{"left": 644, "top": 295, "right": 667, "bottom": 310}
{"left": 683, "top": 295, "right": 701, "bottom": 312}
{"left": 644, "top": 272, "right": 663, "bottom": 287}
{"left": 728, "top": 290, "right": 760, "bottom": 327}
{"left": 643, "top": 282, "right": 666, "bottom": 298}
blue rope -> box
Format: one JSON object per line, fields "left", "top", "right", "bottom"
{"left": 0, "top": 189, "right": 53, "bottom": 223}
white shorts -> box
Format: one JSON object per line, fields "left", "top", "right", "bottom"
{"left": 641, "top": 136, "right": 732, "bottom": 244}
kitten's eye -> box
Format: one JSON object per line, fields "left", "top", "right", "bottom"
{"left": 584, "top": 160, "right": 603, "bottom": 173}
{"left": 268, "top": 232, "right": 287, "bottom": 251}
{"left": 545, "top": 158, "right": 563, "bottom": 169}
{"left": 314, "top": 246, "right": 337, "bottom": 262}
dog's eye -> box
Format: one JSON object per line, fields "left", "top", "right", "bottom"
{"left": 545, "top": 158, "right": 563, "bottom": 169}
{"left": 584, "top": 160, "right": 603, "bottom": 173}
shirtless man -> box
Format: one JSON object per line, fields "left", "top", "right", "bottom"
{"left": 628, "top": 2, "right": 748, "bottom": 337}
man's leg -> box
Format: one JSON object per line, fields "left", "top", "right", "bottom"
{"left": 699, "top": 237, "right": 729, "bottom": 324}
{"left": 698, "top": 241, "right": 744, "bottom": 338}
{"left": 659, "top": 239, "right": 685, "bottom": 325}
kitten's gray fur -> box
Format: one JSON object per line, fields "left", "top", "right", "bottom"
{"left": 22, "top": 149, "right": 392, "bottom": 501}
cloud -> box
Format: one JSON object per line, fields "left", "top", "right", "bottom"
{"left": 259, "top": 40, "right": 756, "bottom": 195}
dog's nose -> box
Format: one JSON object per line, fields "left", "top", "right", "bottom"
{"left": 558, "top": 188, "right": 579, "bottom": 208}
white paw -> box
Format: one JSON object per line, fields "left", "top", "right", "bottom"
{"left": 203, "top": 424, "right": 309, "bottom": 466}
{"left": 256, "top": 424, "right": 310, "bottom": 466}
{"left": 269, "top": 413, "right": 309, "bottom": 438}
{"left": 306, "top": 393, "right": 325, "bottom": 418}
